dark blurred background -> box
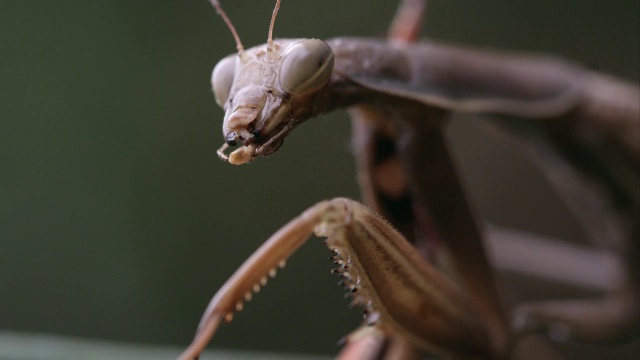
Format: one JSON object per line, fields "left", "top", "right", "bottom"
{"left": 1, "top": 0, "right": 638, "bottom": 357}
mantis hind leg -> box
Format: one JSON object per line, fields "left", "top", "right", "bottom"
{"left": 510, "top": 225, "right": 639, "bottom": 343}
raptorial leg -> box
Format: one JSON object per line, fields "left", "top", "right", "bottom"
{"left": 353, "top": 99, "right": 511, "bottom": 355}
{"left": 178, "top": 198, "right": 495, "bottom": 360}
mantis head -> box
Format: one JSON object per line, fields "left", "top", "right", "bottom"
{"left": 209, "top": 0, "right": 334, "bottom": 165}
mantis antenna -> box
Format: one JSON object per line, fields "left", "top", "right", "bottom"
{"left": 208, "top": 0, "right": 245, "bottom": 55}
{"left": 267, "top": 0, "right": 282, "bottom": 52}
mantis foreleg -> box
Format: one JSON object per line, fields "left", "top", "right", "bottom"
{"left": 178, "top": 198, "right": 497, "bottom": 360}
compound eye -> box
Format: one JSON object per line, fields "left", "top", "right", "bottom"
{"left": 279, "top": 39, "right": 334, "bottom": 95}
{"left": 211, "top": 55, "right": 236, "bottom": 107}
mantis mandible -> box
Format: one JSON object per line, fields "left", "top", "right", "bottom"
{"left": 180, "top": 0, "right": 640, "bottom": 358}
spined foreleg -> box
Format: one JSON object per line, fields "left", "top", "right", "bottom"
{"left": 178, "top": 198, "right": 497, "bottom": 360}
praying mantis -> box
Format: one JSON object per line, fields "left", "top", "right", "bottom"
{"left": 179, "top": 0, "right": 639, "bottom": 359}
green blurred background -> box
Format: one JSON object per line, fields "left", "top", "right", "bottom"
{"left": 1, "top": 0, "right": 638, "bottom": 357}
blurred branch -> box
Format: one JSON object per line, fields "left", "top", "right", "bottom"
{"left": 0, "top": 330, "right": 332, "bottom": 360}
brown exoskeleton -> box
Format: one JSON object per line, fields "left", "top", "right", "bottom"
{"left": 180, "top": 0, "right": 639, "bottom": 359}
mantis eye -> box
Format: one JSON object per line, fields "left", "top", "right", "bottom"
{"left": 212, "top": 55, "right": 236, "bottom": 107}
{"left": 279, "top": 39, "right": 334, "bottom": 95}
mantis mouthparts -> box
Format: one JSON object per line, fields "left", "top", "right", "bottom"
{"left": 217, "top": 143, "right": 256, "bottom": 165}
